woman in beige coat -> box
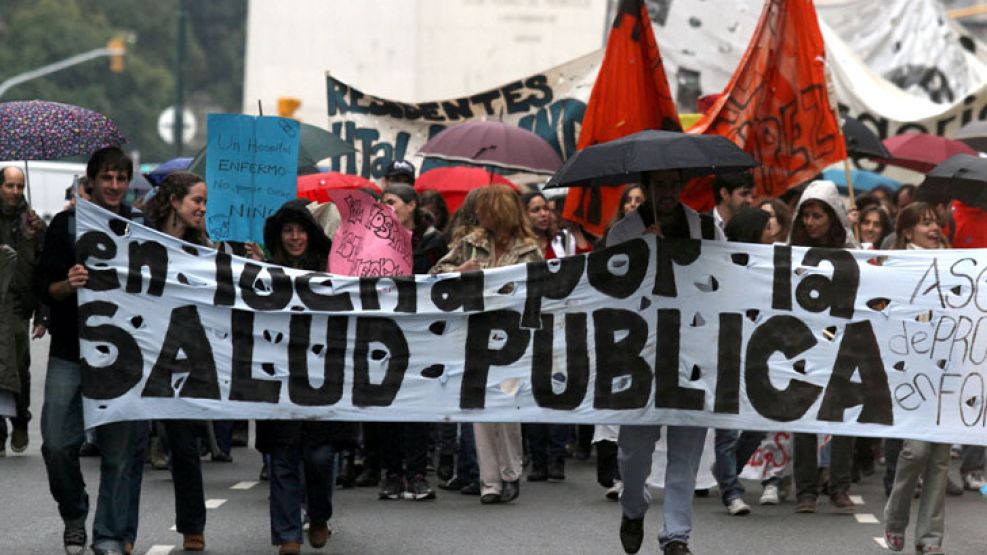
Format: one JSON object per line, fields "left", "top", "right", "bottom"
{"left": 430, "top": 185, "right": 543, "bottom": 504}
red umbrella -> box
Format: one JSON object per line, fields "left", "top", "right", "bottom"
{"left": 297, "top": 172, "right": 379, "bottom": 203}
{"left": 415, "top": 167, "right": 517, "bottom": 213}
{"left": 880, "top": 133, "right": 976, "bottom": 173}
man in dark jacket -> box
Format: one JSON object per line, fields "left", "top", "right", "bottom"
{"left": 0, "top": 166, "right": 45, "bottom": 455}
{"left": 38, "top": 148, "right": 145, "bottom": 555}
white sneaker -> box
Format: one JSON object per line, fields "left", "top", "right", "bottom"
{"left": 727, "top": 497, "right": 751, "bottom": 515}
{"left": 605, "top": 480, "right": 623, "bottom": 501}
{"left": 760, "top": 484, "right": 780, "bottom": 505}
{"left": 963, "top": 471, "right": 986, "bottom": 490}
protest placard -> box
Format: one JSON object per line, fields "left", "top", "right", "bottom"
{"left": 205, "top": 114, "right": 300, "bottom": 243}
{"left": 328, "top": 189, "right": 412, "bottom": 277}
{"left": 75, "top": 199, "right": 987, "bottom": 446}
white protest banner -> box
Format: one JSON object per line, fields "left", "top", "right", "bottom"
{"left": 324, "top": 51, "right": 601, "bottom": 179}
{"left": 327, "top": 189, "right": 412, "bottom": 277}
{"left": 76, "top": 199, "right": 987, "bottom": 446}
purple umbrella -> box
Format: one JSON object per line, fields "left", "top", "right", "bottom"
{"left": 0, "top": 100, "right": 127, "bottom": 160}
{"left": 417, "top": 120, "right": 562, "bottom": 175}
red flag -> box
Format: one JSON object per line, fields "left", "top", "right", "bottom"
{"left": 683, "top": 0, "right": 846, "bottom": 211}
{"left": 562, "top": 0, "right": 681, "bottom": 237}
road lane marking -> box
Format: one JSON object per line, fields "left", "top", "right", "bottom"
{"left": 205, "top": 498, "right": 227, "bottom": 509}
{"left": 231, "top": 481, "right": 259, "bottom": 490}
{"left": 850, "top": 495, "right": 865, "bottom": 505}
{"left": 169, "top": 525, "right": 176, "bottom": 532}
{"left": 855, "top": 513, "right": 879, "bottom": 524}
{"left": 145, "top": 545, "right": 175, "bottom": 555}
{"left": 873, "top": 537, "right": 888, "bottom": 548}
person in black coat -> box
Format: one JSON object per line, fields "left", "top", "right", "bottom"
{"left": 252, "top": 199, "right": 356, "bottom": 555}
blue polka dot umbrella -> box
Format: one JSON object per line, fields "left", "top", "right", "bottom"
{"left": 0, "top": 100, "right": 127, "bottom": 160}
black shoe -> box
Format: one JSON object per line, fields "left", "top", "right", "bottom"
{"left": 548, "top": 460, "right": 565, "bottom": 481}
{"left": 694, "top": 488, "right": 709, "bottom": 497}
{"left": 378, "top": 474, "right": 403, "bottom": 500}
{"left": 63, "top": 524, "right": 87, "bottom": 555}
{"left": 480, "top": 492, "right": 501, "bottom": 504}
{"left": 501, "top": 480, "right": 519, "bottom": 503}
{"left": 437, "top": 454, "right": 455, "bottom": 482}
{"left": 439, "top": 476, "right": 468, "bottom": 491}
{"left": 79, "top": 441, "right": 100, "bottom": 457}
{"left": 403, "top": 474, "right": 436, "bottom": 500}
{"left": 620, "top": 515, "right": 644, "bottom": 554}
{"left": 460, "top": 481, "right": 481, "bottom": 496}
{"left": 527, "top": 465, "right": 548, "bottom": 482}
{"left": 355, "top": 468, "right": 379, "bottom": 487}
{"left": 663, "top": 541, "right": 693, "bottom": 555}
{"left": 336, "top": 457, "right": 356, "bottom": 488}
{"left": 211, "top": 451, "right": 233, "bottom": 463}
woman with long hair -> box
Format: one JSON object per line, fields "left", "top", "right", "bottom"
{"left": 376, "top": 184, "right": 449, "bottom": 500}
{"left": 141, "top": 171, "right": 210, "bottom": 552}
{"left": 254, "top": 200, "right": 338, "bottom": 555}
{"left": 757, "top": 198, "right": 792, "bottom": 243}
{"left": 884, "top": 202, "right": 950, "bottom": 554}
{"left": 859, "top": 204, "right": 893, "bottom": 249}
{"left": 431, "top": 185, "right": 543, "bottom": 504}
{"left": 788, "top": 180, "right": 859, "bottom": 516}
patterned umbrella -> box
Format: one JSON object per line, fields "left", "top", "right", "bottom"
{"left": 0, "top": 100, "right": 127, "bottom": 160}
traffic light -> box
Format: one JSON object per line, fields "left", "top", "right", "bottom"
{"left": 278, "top": 97, "right": 301, "bottom": 119}
{"left": 108, "top": 37, "right": 125, "bottom": 73}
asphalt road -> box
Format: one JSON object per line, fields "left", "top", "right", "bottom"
{"left": 1, "top": 338, "right": 985, "bottom": 554}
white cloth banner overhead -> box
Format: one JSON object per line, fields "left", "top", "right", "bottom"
{"left": 77, "top": 199, "right": 987, "bottom": 445}
{"left": 324, "top": 51, "right": 601, "bottom": 180}
{"left": 649, "top": 0, "right": 987, "bottom": 140}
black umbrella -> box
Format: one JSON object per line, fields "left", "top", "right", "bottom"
{"left": 955, "top": 120, "right": 987, "bottom": 152}
{"left": 919, "top": 154, "right": 987, "bottom": 208}
{"left": 544, "top": 130, "right": 757, "bottom": 188}
{"left": 842, "top": 116, "right": 890, "bottom": 159}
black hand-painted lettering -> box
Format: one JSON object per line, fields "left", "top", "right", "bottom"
{"left": 817, "top": 321, "right": 892, "bottom": 424}
{"left": 358, "top": 276, "right": 417, "bottom": 313}
{"left": 286, "top": 314, "right": 345, "bottom": 406}
{"left": 587, "top": 239, "right": 648, "bottom": 299}
{"left": 794, "top": 248, "right": 859, "bottom": 319}
{"left": 715, "top": 313, "right": 743, "bottom": 414}
{"left": 531, "top": 313, "right": 588, "bottom": 410}
{"left": 431, "top": 272, "right": 484, "bottom": 312}
{"left": 142, "top": 305, "right": 219, "bottom": 399}
{"left": 461, "top": 310, "right": 531, "bottom": 409}
{"left": 79, "top": 301, "right": 143, "bottom": 399}
{"left": 352, "top": 317, "right": 409, "bottom": 407}
{"left": 655, "top": 309, "right": 705, "bottom": 410}
{"left": 522, "top": 256, "right": 586, "bottom": 328}
{"left": 76, "top": 231, "right": 120, "bottom": 291}
{"left": 126, "top": 240, "right": 168, "bottom": 296}
{"left": 593, "top": 309, "right": 651, "bottom": 410}
{"left": 229, "top": 309, "right": 281, "bottom": 403}
{"left": 745, "top": 315, "right": 821, "bottom": 421}
{"left": 296, "top": 272, "right": 354, "bottom": 311}
{"left": 239, "top": 263, "right": 292, "bottom": 311}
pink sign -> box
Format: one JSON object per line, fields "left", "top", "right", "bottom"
{"left": 328, "top": 189, "right": 412, "bottom": 277}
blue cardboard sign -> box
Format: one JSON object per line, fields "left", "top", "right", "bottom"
{"left": 205, "top": 114, "right": 300, "bottom": 243}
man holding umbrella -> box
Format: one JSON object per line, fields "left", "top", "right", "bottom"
{"left": 38, "top": 147, "right": 145, "bottom": 555}
{"left": 0, "top": 166, "right": 45, "bottom": 456}
{"left": 610, "top": 169, "right": 722, "bottom": 555}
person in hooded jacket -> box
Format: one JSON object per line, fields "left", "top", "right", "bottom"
{"left": 787, "top": 180, "right": 859, "bottom": 515}
{"left": 251, "top": 199, "right": 351, "bottom": 555}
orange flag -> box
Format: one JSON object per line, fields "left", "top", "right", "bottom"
{"left": 562, "top": 0, "right": 681, "bottom": 238}
{"left": 683, "top": 0, "right": 846, "bottom": 211}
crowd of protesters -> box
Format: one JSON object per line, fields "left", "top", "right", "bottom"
{"left": 2, "top": 147, "right": 986, "bottom": 555}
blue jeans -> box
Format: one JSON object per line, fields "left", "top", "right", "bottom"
{"left": 40, "top": 356, "right": 144, "bottom": 552}
{"left": 269, "top": 441, "right": 335, "bottom": 545}
{"left": 618, "top": 425, "right": 707, "bottom": 549}
{"left": 713, "top": 429, "right": 772, "bottom": 505}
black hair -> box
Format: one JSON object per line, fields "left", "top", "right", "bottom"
{"left": 790, "top": 199, "right": 846, "bottom": 248}
{"left": 711, "top": 171, "right": 754, "bottom": 203}
{"left": 419, "top": 189, "right": 450, "bottom": 232}
{"left": 86, "top": 147, "right": 133, "bottom": 182}
{"left": 724, "top": 206, "right": 771, "bottom": 244}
